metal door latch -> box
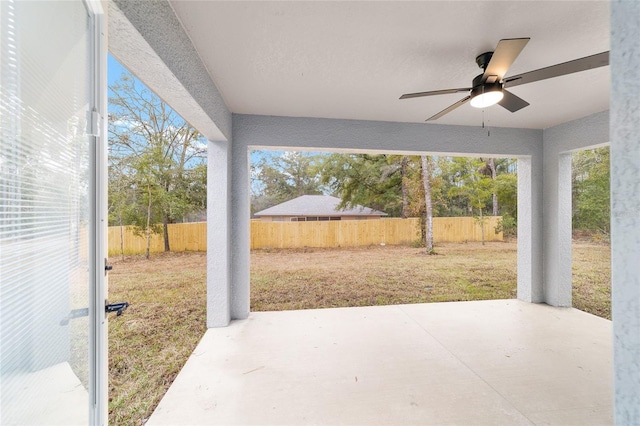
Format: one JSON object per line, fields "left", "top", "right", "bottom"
{"left": 105, "top": 302, "right": 129, "bottom": 316}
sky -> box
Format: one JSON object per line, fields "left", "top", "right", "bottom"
{"left": 108, "top": 54, "right": 126, "bottom": 87}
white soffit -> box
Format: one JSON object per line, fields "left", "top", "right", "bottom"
{"left": 170, "top": 1, "right": 609, "bottom": 130}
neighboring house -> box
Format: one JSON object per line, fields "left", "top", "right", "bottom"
{"left": 253, "top": 195, "right": 387, "bottom": 222}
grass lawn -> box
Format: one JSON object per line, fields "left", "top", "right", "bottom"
{"left": 108, "top": 241, "right": 610, "bottom": 424}
{"left": 572, "top": 241, "right": 612, "bottom": 319}
{"left": 108, "top": 252, "right": 207, "bottom": 425}
{"left": 251, "top": 242, "right": 517, "bottom": 310}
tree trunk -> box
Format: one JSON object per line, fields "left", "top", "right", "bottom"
{"left": 479, "top": 207, "right": 485, "bottom": 246}
{"left": 145, "top": 184, "right": 152, "bottom": 260}
{"left": 401, "top": 156, "right": 410, "bottom": 218}
{"left": 421, "top": 155, "right": 434, "bottom": 253}
{"left": 163, "top": 216, "right": 170, "bottom": 252}
{"left": 119, "top": 221, "right": 125, "bottom": 262}
{"left": 488, "top": 158, "right": 498, "bottom": 216}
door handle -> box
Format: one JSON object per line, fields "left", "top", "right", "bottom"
{"left": 105, "top": 302, "right": 129, "bottom": 316}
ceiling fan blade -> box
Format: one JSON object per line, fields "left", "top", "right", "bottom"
{"left": 426, "top": 96, "right": 471, "bottom": 121}
{"left": 400, "top": 88, "right": 471, "bottom": 100}
{"left": 498, "top": 89, "right": 530, "bottom": 112}
{"left": 482, "top": 38, "right": 530, "bottom": 82}
{"left": 504, "top": 51, "right": 609, "bottom": 89}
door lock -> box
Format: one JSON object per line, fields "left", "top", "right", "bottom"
{"left": 105, "top": 302, "right": 129, "bottom": 316}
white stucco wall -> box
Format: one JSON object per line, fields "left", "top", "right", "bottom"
{"left": 611, "top": 1, "right": 640, "bottom": 421}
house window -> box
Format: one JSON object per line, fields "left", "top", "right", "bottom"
{"left": 306, "top": 217, "right": 318, "bottom": 221}
{"left": 318, "top": 217, "right": 330, "bottom": 221}
{"left": 291, "top": 217, "right": 306, "bottom": 222}
{"left": 329, "top": 217, "right": 341, "bottom": 221}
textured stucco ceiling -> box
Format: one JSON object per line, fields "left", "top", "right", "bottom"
{"left": 170, "top": 1, "right": 609, "bottom": 129}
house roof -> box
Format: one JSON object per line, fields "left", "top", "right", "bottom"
{"left": 254, "top": 195, "right": 387, "bottom": 217}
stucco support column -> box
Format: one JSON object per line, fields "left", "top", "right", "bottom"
{"left": 207, "top": 139, "right": 231, "bottom": 327}
{"left": 611, "top": 1, "right": 640, "bottom": 421}
{"left": 542, "top": 152, "right": 573, "bottom": 307}
{"left": 517, "top": 156, "right": 544, "bottom": 302}
{"left": 542, "top": 112, "right": 609, "bottom": 307}
{"left": 230, "top": 141, "right": 250, "bottom": 320}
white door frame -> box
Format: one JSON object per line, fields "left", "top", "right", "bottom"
{"left": 85, "top": 1, "right": 108, "bottom": 424}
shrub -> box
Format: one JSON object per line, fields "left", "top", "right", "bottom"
{"left": 495, "top": 213, "right": 517, "bottom": 239}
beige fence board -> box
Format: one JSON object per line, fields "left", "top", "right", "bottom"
{"left": 108, "top": 226, "right": 164, "bottom": 255}
{"left": 325, "top": 222, "right": 339, "bottom": 247}
{"left": 108, "top": 217, "right": 502, "bottom": 254}
{"left": 432, "top": 216, "right": 502, "bottom": 243}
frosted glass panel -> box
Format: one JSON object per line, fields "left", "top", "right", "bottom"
{"left": 0, "top": 1, "right": 92, "bottom": 424}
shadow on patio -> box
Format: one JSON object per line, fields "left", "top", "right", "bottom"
{"left": 148, "top": 300, "right": 611, "bottom": 425}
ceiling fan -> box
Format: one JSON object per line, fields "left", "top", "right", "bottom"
{"left": 400, "top": 38, "right": 609, "bottom": 121}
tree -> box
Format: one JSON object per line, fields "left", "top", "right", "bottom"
{"left": 251, "top": 151, "right": 325, "bottom": 212}
{"left": 320, "top": 153, "right": 409, "bottom": 217}
{"left": 572, "top": 147, "right": 610, "bottom": 235}
{"left": 447, "top": 157, "right": 494, "bottom": 244}
{"left": 421, "top": 156, "right": 435, "bottom": 253}
{"left": 108, "top": 156, "right": 137, "bottom": 260}
{"left": 486, "top": 158, "right": 498, "bottom": 216}
{"left": 108, "top": 71, "right": 207, "bottom": 256}
{"left": 401, "top": 156, "right": 410, "bottom": 218}
{"left": 321, "top": 153, "right": 439, "bottom": 248}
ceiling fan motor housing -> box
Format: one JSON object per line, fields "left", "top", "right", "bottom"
{"left": 471, "top": 73, "right": 503, "bottom": 98}
{"left": 475, "top": 51, "right": 494, "bottom": 70}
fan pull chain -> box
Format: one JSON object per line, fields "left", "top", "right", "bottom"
{"left": 485, "top": 108, "right": 490, "bottom": 137}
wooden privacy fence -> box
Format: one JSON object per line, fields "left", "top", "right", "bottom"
{"left": 108, "top": 217, "right": 502, "bottom": 255}
{"left": 432, "top": 216, "right": 503, "bottom": 244}
{"left": 251, "top": 218, "right": 420, "bottom": 249}
{"left": 251, "top": 216, "right": 502, "bottom": 249}
{"left": 108, "top": 222, "right": 207, "bottom": 255}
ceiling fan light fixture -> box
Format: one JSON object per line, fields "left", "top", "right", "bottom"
{"left": 470, "top": 83, "right": 504, "bottom": 108}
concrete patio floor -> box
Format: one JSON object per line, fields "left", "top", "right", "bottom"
{"left": 148, "top": 300, "right": 612, "bottom": 425}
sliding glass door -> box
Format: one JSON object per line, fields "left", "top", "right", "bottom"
{"left": 0, "top": 1, "right": 106, "bottom": 424}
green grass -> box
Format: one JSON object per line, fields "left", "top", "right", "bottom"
{"left": 250, "top": 242, "right": 518, "bottom": 311}
{"left": 108, "top": 241, "right": 611, "bottom": 424}
{"left": 572, "top": 242, "right": 612, "bottom": 319}
{"left": 108, "top": 252, "right": 206, "bottom": 425}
